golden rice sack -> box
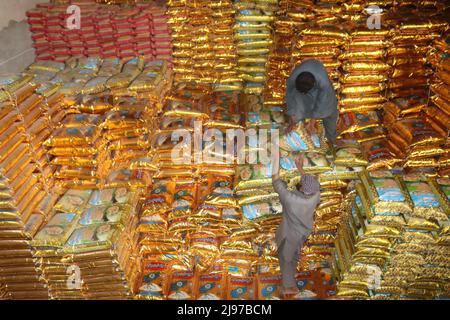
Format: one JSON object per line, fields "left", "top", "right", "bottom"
{"left": 337, "top": 111, "right": 380, "bottom": 136}
{"left": 279, "top": 121, "right": 327, "bottom": 152}
{"left": 359, "top": 170, "right": 412, "bottom": 214}
{"left": 392, "top": 118, "right": 445, "bottom": 148}
{"left": 342, "top": 62, "right": 390, "bottom": 72}
{"left": 340, "top": 74, "right": 386, "bottom": 84}
{"left": 402, "top": 174, "right": 448, "bottom": 221}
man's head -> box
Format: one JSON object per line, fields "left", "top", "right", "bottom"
{"left": 296, "top": 174, "right": 320, "bottom": 196}
{"left": 295, "top": 71, "right": 316, "bottom": 94}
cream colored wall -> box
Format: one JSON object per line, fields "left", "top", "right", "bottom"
{"left": 0, "top": 0, "right": 43, "bottom": 73}
{"left": 0, "top": 0, "right": 43, "bottom": 29}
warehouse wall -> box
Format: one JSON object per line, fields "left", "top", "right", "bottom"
{"left": 0, "top": 0, "right": 42, "bottom": 73}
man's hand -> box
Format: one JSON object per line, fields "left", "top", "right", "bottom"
{"left": 285, "top": 122, "right": 296, "bottom": 134}
{"left": 295, "top": 153, "right": 306, "bottom": 175}
{"left": 305, "top": 119, "right": 317, "bottom": 136}
{"left": 285, "top": 116, "right": 297, "bottom": 134}
{"left": 271, "top": 150, "right": 280, "bottom": 180}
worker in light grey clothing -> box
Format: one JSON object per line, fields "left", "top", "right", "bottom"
{"left": 271, "top": 153, "right": 321, "bottom": 296}
{"left": 285, "top": 59, "right": 338, "bottom": 144}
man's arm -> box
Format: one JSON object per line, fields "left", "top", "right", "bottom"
{"left": 271, "top": 147, "right": 280, "bottom": 181}
{"left": 285, "top": 115, "right": 298, "bottom": 133}
{"left": 272, "top": 147, "right": 289, "bottom": 203}
{"left": 295, "top": 153, "right": 306, "bottom": 176}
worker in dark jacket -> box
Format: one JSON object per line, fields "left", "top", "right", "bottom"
{"left": 272, "top": 153, "right": 321, "bottom": 296}
{"left": 285, "top": 59, "right": 338, "bottom": 144}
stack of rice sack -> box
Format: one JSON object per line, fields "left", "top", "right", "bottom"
{"left": 136, "top": 85, "right": 209, "bottom": 300}
{"left": 310, "top": 1, "right": 345, "bottom": 26}
{"left": 385, "top": 13, "right": 447, "bottom": 99}
{"left": 293, "top": 25, "right": 347, "bottom": 90}
{"left": 166, "top": 2, "right": 198, "bottom": 84}
{"left": 35, "top": 58, "right": 107, "bottom": 189}
{"left": 49, "top": 3, "right": 101, "bottom": 62}
{"left": 34, "top": 56, "right": 171, "bottom": 190}
{"left": 167, "top": 0, "right": 239, "bottom": 90}
{"left": 374, "top": 172, "right": 449, "bottom": 299}
{"left": 279, "top": 0, "right": 314, "bottom": 27}
{"left": 277, "top": 0, "right": 311, "bottom": 13}
{"left": 32, "top": 187, "right": 141, "bottom": 299}
{"left": 48, "top": 57, "right": 104, "bottom": 97}
{"left": 263, "top": 16, "right": 297, "bottom": 106}
{"left": 102, "top": 102, "right": 154, "bottom": 189}
{"left": 132, "top": 6, "right": 154, "bottom": 61}
{"left": 336, "top": 170, "right": 450, "bottom": 299}
{"left": 43, "top": 112, "right": 107, "bottom": 190}
{"left": 281, "top": 0, "right": 343, "bottom": 25}
{"left": 209, "top": 0, "right": 241, "bottom": 92}
{"left": 95, "top": 6, "right": 120, "bottom": 60}
{"left": 396, "top": 0, "right": 447, "bottom": 11}
{"left": 26, "top": 4, "right": 52, "bottom": 61}
{"left": 105, "top": 56, "right": 145, "bottom": 97}
{"left": 331, "top": 192, "right": 356, "bottom": 291}
{"left": 340, "top": 0, "right": 395, "bottom": 21}
{"left": 0, "top": 76, "right": 57, "bottom": 299}
{"left": 0, "top": 181, "right": 54, "bottom": 300}
{"left": 148, "top": 6, "right": 173, "bottom": 64}
{"left": 340, "top": 0, "right": 370, "bottom": 23}
{"left": 25, "top": 57, "right": 119, "bottom": 112}
{"left": 384, "top": 111, "right": 447, "bottom": 171}
{"left": 336, "top": 170, "right": 412, "bottom": 299}
{"left": 234, "top": 0, "right": 278, "bottom": 95}
{"left": 104, "top": 59, "right": 172, "bottom": 187}
{"left": 15, "top": 90, "right": 55, "bottom": 191}
{"left": 235, "top": 94, "right": 283, "bottom": 227}
{"left": 22, "top": 62, "right": 81, "bottom": 189}
{"left": 68, "top": 3, "right": 104, "bottom": 60}
{"left": 112, "top": 7, "right": 141, "bottom": 60}
{"left": 26, "top": 2, "right": 173, "bottom": 64}
{"left": 338, "top": 27, "right": 389, "bottom": 116}
{"left": 428, "top": 31, "right": 450, "bottom": 177}
{"left": 335, "top": 25, "right": 396, "bottom": 172}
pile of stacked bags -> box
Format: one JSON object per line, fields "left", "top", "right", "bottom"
{"left": 234, "top": 0, "right": 279, "bottom": 95}
{"left": 1, "top": 72, "right": 65, "bottom": 190}
{"left": 31, "top": 187, "right": 141, "bottom": 299}
{"left": 378, "top": 13, "right": 448, "bottom": 172}
{"left": 26, "top": 1, "right": 173, "bottom": 64}
{"left": 0, "top": 76, "right": 60, "bottom": 299}
{"left": 383, "top": 98, "right": 447, "bottom": 171}
{"left": 427, "top": 30, "right": 450, "bottom": 177}
{"left": 338, "top": 26, "right": 389, "bottom": 115}
{"left": 335, "top": 170, "right": 449, "bottom": 299}
{"left": 336, "top": 23, "right": 398, "bottom": 173}
{"left": 0, "top": 54, "right": 172, "bottom": 299}
{"left": 385, "top": 11, "right": 447, "bottom": 99}
{"left": 167, "top": 0, "right": 240, "bottom": 90}
{"left": 19, "top": 57, "right": 171, "bottom": 190}
{"left": 263, "top": 7, "right": 297, "bottom": 106}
